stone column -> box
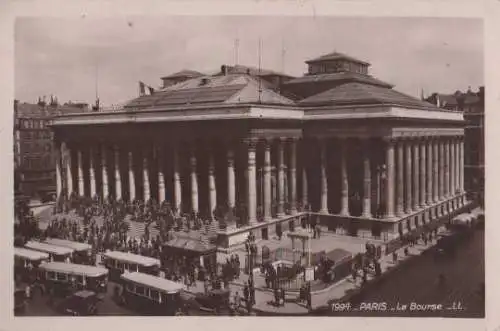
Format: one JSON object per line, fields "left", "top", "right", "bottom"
{"left": 114, "top": 145, "right": 122, "bottom": 201}
{"left": 340, "top": 138, "right": 350, "bottom": 216}
{"left": 289, "top": 138, "right": 298, "bottom": 215}
{"left": 55, "top": 143, "right": 63, "bottom": 199}
{"left": 439, "top": 139, "right": 445, "bottom": 200}
{"left": 173, "top": 144, "right": 182, "bottom": 214}
{"left": 143, "top": 150, "right": 150, "bottom": 202}
{"left": 413, "top": 139, "right": 420, "bottom": 210}
{"left": 396, "top": 140, "right": 404, "bottom": 217}
{"left": 263, "top": 140, "right": 272, "bottom": 221}
{"left": 64, "top": 143, "right": 73, "bottom": 196}
{"left": 246, "top": 139, "right": 258, "bottom": 224}
{"left": 319, "top": 138, "right": 329, "bottom": 214}
{"left": 420, "top": 139, "right": 426, "bottom": 207}
{"left": 426, "top": 138, "right": 432, "bottom": 205}
{"left": 405, "top": 140, "right": 412, "bottom": 214}
{"left": 445, "top": 138, "right": 451, "bottom": 198}
{"left": 208, "top": 147, "right": 217, "bottom": 220}
{"left": 89, "top": 147, "right": 96, "bottom": 198}
{"left": 227, "top": 147, "right": 236, "bottom": 209}
{"left": 77, "top": 149, "right": 85, "bottom": 196}
{"left": 127, "top": 150, "right": 136, "bottom": 202}
{"left": 302, "top": 167, "right": 308, "bottom": 210}
{"left": 190, "top": 144, "right": 199, "bottom": 214}
{"left": 450, "top": 137, "right": 456, "bottom": 197}
{"left": 157, "top": 146, "right": 166, "bottom": 203}
{"left": 277, "top": 138, "right": 285, "bottom": 217}
{"left": 433, "top": 139, "right": 439, "bottom": 203}
{"left": 101, "top": 145, "right": 109, "bottom": 199}
{"left": 460, "top": 136, "right": 465, "bottom": 193}
{"left": 385, "top": 138, "right": 396, "bottom": 219}
{"left": 362, "top": 139, "right": 371, "bottom": 218}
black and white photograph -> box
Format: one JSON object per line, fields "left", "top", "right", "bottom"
{"left": 9, "top": 11, "right": 487, "bottom": 321}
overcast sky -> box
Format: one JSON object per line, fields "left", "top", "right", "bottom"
{"left": 15, "top": 16, "right": 483, "bottom": 107}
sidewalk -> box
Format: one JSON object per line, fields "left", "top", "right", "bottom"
{"left": 236, "top": 230, "right": 445, "bottom": 315}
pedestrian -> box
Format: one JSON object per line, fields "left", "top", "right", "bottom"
{"left": 280, "top": 288, "right": 286, "bottom": 307}
{"left": 392, "top": 251, "right": 398, "bottom": 264}
{"left": 351, "top": 267, "right": 357, "bottom": 283}
{"left": 243, "top": 284, "right": 249, "bottom": 305}
{"left": 274, "top": 287, "right": 280, "bottom": 306}
{"left": 234, "top": 291, "right": 241, "bottom": 310}
{"left": 404, "top": 247, "right": 409, "bottom": 256}
{"left": 316, "top": 225, "right": 321, "bottom": 239}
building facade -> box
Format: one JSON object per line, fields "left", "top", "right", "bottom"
{"left": 425, "top": 87, "right": 484, "bottom": 206}
{"left": 50, "top": 52, "right": 469, "bottom": 247}
{"left": 14, "top": 99, "right": 88, "bottom": 200}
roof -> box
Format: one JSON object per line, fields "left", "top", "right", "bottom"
{"left": 163, "top": 236, "right": 216, "bottom": 254}
{"left": 121, "top": 272, "right": 184, "bottom": 293}
{"left": 284, "top": 71, "right": 393, "bottom": 88}
{"left": 44, "top": 238, "right": 92, "bottom": 252}
{"left": 39, "top": 262, "right": 109, "bottom": 277}
{"left": 103, "top": 251, "right": 160, "bottom": 266}
{"left": 325, "top": 248, "right": 352, "bottom": 262}
{"left": 306, "top": 51, "right": 370, "bottom": 66}
{"left": 14, "top": 247, "right": 50, "bottom": 261}
{"left": 25, "top": 241, "right": 74, "bottom": 255}
{"left": 125, "top": 74, "right": 294, "bottom": 110}
{"left": 217, "top": 65, "right": 293, "bottom": 78}
{"left": 16, "top": 103, "right": 87, "bottom": 118}
{"left": 161, "top": 70, "right": 204, "bottom": 80}
{"left": 73, "top": 290, "right": 96, "bottom": 298}
{"left": 299, "top": 82, "right": 439, "bottom": 110}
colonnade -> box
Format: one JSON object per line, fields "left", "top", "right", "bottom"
{"left": 55, "top": 134, "right": 465, "bottom": 225}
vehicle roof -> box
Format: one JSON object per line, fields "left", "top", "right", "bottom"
{"left": 14, "top": 247, "right": 50, "bottom": 261}
{"left": 25, "top": 241, "right": 74, "bottom": 255}
{"left": 39, "top": 262, "right": 109, "bottom": 277}
{"left": 44, "top": 238, "right": 92, "bottom": 252}
{"left": 121, "top": 272, "right": 184, "bottom": 294}
{"left": 103, "top": 251, "right": 160, "bottom": 266}
{"left": 73, "top": 290, "right": 96, "bottom": 299}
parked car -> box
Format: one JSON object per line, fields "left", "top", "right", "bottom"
{"left": 56, "top": 290, "right": 100, "bottom": 316}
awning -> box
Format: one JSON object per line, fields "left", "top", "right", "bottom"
{"left": 452, "top": 213, "right": 473, "bottom": 225}
{"left": 163, "top": 237, "right": 216, "bottom": 255}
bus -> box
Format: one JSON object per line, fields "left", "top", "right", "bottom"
{"left": 118, "top": 272, "right": 184, "bottom": 316}
{"left": 25, "top": 241, "right": 74, "bottom": 262}
{"left": 39, "top": 262, "right": 109, "bottom": 296}
{"left": 44, "top": 238, "right": 93, "bottom": 264}
{"left": 14, "top": 247, "right": 49, "bottom": 284}
{"left": 102, "top": 251, "right": 160, "bottom": 281}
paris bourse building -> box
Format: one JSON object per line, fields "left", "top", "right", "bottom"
{"left": 50, "top": 51, "right": 467, "bottom": 248}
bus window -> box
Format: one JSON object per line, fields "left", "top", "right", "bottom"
{"left": 126, "top": 283, "right": 134, "bottom": 292}
{"left": 129, "top": 264, "right": 138, "bottom": 272}
{"left": 145, "top": 288, "right": 151, "bottom": 298}
{"left": 56, "top": 273, "right": 67, "bottom": 281}
{"left": 136, "top": 286, "right": 145, "bottom": 296}
{"left": 117, "top": 262, "right": 123, "bottom": 270}
{"left": 150, "top": 290, "right": 159, "bottom": 302}
{"left": 75, "top": 275, "right": 84, "bottom": 285}
{"left": 47, "top": 271, "right": 56, "bottom": 280}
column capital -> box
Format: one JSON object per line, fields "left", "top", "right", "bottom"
{"left": 244, "top": 137, "right": 259, "bottom": 149}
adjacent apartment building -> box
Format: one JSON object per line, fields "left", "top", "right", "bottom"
{"left": 425, "top": 87, "right": 485, "bottom": 206}
{"left": 14, "top": 98, "right": 89, "bottom": 200}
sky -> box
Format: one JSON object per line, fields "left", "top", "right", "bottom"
{"left": 15, "top": 16, "right": 483, "bottom": 107}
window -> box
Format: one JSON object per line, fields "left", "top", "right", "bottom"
{"left": 117, "top": 262, "right": 123, "bottom": 270}
{"left": 136, "top": 286, "right": 145, "bottom": 295}
{"left": 150, "top": 290, "right": 159, "bottom": 301}
{"left": 76, "top": 275, "right": 84, "bottom": 284}
{"left": 56, "top": 272, "right": 67, "bottom": 281}
{"left": 47, "top": 271, "right": 56, "bottom": 280}
{"left": 126, "top": 283, "right": 134, "bottom": 292}
{"left": 129, "top": 264, "right": 138, "bottom": 272}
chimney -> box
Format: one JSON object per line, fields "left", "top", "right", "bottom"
{"left": 221, "top": 65, "right": 228, "bottom": 75}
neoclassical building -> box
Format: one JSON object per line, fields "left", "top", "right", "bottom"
{"left": 50, "top": 51, "right": 468, "bottom": 248}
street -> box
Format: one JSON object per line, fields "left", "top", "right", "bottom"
{"left": 324, "top": 227, "right": 484, "bottom": 317}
